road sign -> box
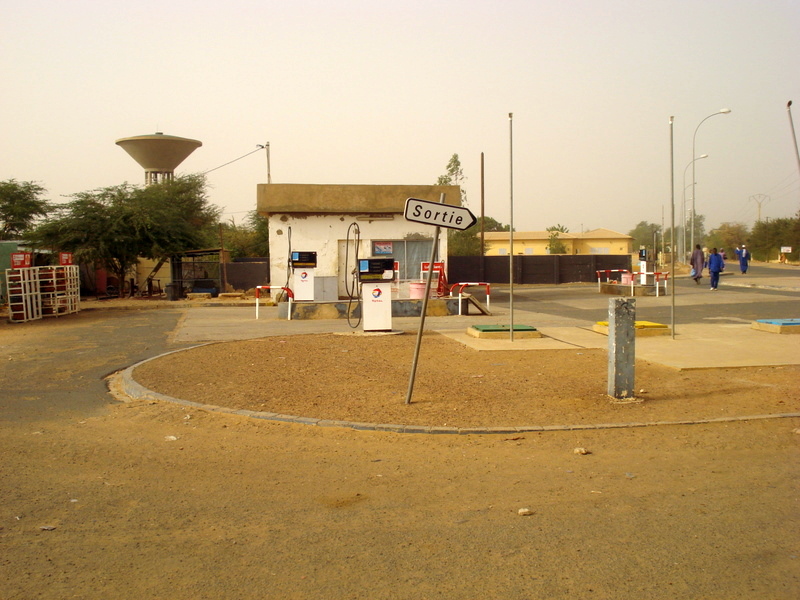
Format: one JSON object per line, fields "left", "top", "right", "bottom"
{"left": 404, "top": 197, "right": 477, "bottom": 231}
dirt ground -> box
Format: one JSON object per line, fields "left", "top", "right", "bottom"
{"left": 1, "top": 308, "right": 799, "bottom": 599}
{"left": 134, "top": 331, "right": 799, "bottom": 429}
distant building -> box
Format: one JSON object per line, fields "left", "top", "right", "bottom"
{"left": 483, "top": 228, "right": 633, "bottom": 256}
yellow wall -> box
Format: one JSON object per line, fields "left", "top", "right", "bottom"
{"left": 484, "top": 232, "right": 631, "bottom": 256}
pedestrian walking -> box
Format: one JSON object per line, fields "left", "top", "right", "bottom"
{"left": 738, "top": 244, "right": 751, "bottom": 274}
{"left": 708, "top": 247, "right": 725, "bottom": 290}
{"left": 690, "top": 244, "right": 705, "bottom": 284}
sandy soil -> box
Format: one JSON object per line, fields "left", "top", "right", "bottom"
{"left": 132, "top": 331, "right": 799, "bottom": 429}
{"left": 1, "top": 308, "right": 799, "bottom": 600}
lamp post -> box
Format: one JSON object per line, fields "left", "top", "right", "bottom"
{"left": 691, "top": 109, "right": 731, "bottom": 251}
{"left": 508, "top": 112, "right": 514, "bottom": 341}
{"left": 669, "top": 116, "right": 675, "bottom": 338}
{"left": 682, "top": 154, "right": 708, "bottom": 258}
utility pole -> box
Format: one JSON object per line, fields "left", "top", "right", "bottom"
{"left": 788, "top": 101, "right": 800, "bottom": 180}
{"left": 750, "top": 194, "right": 770, "bottom": 222}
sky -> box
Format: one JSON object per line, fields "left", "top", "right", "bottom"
{"left": 3, "top": 0, "right": 799, "bottom": 236}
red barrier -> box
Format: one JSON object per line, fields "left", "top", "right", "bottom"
{"left": 255, "top": 286, "right": 294, "bottom": 319}
{"left": 449, "top": 282, "right": 491, "bottom": 315}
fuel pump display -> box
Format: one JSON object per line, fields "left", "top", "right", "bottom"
{"left": 290, "top": 251, "right": 317, "bottom": 301}
{"left": 290, "top": 252, "right": 317, "bottom": 268}
{"left": 359, "top": 258, "right": 395, "bottom": 331}
{"left": 358, "top": 258, "right": 394, "bottom": 282}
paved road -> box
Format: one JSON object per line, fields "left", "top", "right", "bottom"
{"left": 489, "top": 262, "right": 800, "bottom": 326}
{"left": 0, "top": 309, "right": 187, "bottom": 422}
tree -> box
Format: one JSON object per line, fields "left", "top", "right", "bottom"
{"left": 688, "top": 212, "right": 707, "bottom": 248}
{"left": 628, "top": 221, "right": 661, "bottom": 252}
{"left": 705, "top": 222, "right": 749, "bottom": 256}
{"left": 546, "top": 224, "right": 569, "bottom": 254}
{"left": 0, "top": 179, "right": 51, "bottom": 240}
{"left": 29, "top": 175, "right": 220, "bottom": 296}
{"left": 447, "top": 216, "right": 510, "bottom": 256}
{"left": 220, "top": 211, "right": 270, "bottom": 258}
{"left": 749, "top": 215, "right": 800, "bottom": 262}
{"left": 435, "top": 153, "right": 467, "bottom": 206}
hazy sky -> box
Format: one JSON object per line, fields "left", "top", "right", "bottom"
{"left": 3, "top": 0, "right": 799, "bottom": 235}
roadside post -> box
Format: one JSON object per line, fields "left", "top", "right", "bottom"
{"left": 607, "top": 298, "right": 635, "bottom": 399}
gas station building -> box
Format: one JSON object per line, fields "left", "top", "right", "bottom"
{"left": 256, "top": 183, "right": 461, "bottom": 300}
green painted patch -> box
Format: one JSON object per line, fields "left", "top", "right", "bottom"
{"left": 470, "top": 324, "right": 538, "bottom": 332}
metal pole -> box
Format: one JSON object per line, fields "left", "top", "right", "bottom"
{"left": 670, "top": 116, "right": 676, "bottom": 339}
{"left": 508, "top": 112, "right": 514, "bottom": 342}
{"left": 266, "top": 142, "right": 272, "bottom": 184}
{"left": 480, "top": 151, "right": 485, "bottom": 281}
{"left": 405, "top": 193, "right": 446, "bottom": 405}
{"left": 788, "top": 101, "right": 800, "bottom": 180}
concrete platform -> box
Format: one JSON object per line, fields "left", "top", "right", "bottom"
{"left": 592, "top": 321, "right": 672, "bottom": 337}
{"left": 751, "top": 319, "right": 800, "bottom": 334}
{"left": 466, "top": 324, "right": 542, "bottom": 339}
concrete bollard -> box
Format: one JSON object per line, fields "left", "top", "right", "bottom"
{"left": 607, "top": 298, "right": 635, "bottom": 399}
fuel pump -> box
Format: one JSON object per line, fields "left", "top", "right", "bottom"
{"left": 358, "top": 258, "right": 395, "bottom": 332}
{"left": 290, "top": 251, "right": 317, "bottom": 301}
{"left": 638, "top": 248, "right": 651, "bottom": 286}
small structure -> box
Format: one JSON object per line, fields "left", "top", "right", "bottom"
{"left": 256, "top": 183, "right": 461, "bottom": 300}
{"left": 168, "top": 248, "right": 227, "bottom": 300}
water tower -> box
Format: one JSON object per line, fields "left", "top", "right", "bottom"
{"left": 116, "top": 132, "right": 202, "bottom": 185}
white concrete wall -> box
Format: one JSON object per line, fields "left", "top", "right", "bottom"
{"left": 268, "top": 214, "right": 447, "bottom": 298}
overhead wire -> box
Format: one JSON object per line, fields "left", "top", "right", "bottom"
{"left": 202, "top": 146, "right": 265, "bottom": 176}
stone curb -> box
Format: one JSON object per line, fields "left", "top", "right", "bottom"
{"left": 111, "top": 350, "right": 800, "bottom": 435}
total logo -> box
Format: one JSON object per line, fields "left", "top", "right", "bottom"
{"left": 371, "top": 287, "right": 383, "bottom": 299}
{"left": 300, "top": 271, "right": 308, "bottom": 280}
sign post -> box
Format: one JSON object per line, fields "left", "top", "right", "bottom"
{"left": 403, "top": 195, "right": 475, "bottom": 405}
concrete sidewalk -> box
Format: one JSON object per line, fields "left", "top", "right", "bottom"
{"left": 172, "top": 304, "right": 800, "bottom": 371}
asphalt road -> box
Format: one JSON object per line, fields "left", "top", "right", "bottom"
{"left": 488, "top": 263, "right": 800, "bottom": 326}
{"left": 0, "top": 309, "right": 187, "bottom": 423}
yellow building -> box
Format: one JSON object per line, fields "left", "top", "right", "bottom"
{"left": 483, "top": 228, "right": 633, "bottom": 256}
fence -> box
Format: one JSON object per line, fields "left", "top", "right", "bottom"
{"left": 447, "top": 254, "right": 632, "bottom": 285}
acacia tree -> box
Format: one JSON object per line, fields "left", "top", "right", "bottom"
{"left": 30, "top": 174, "right": 219, "bottom": 295}
{"left": 0, "top": 179, "right": 51, "bottom": 240}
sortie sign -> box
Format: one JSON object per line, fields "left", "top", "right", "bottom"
{"left": 404, "top": 197, "right": 477, "bottom": 231}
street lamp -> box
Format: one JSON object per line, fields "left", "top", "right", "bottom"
{"left": 682, "top": 154, "right": 708, "bottom": 258}
{"left": 691, "top": 108, "right": 731, "bottom": 250}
